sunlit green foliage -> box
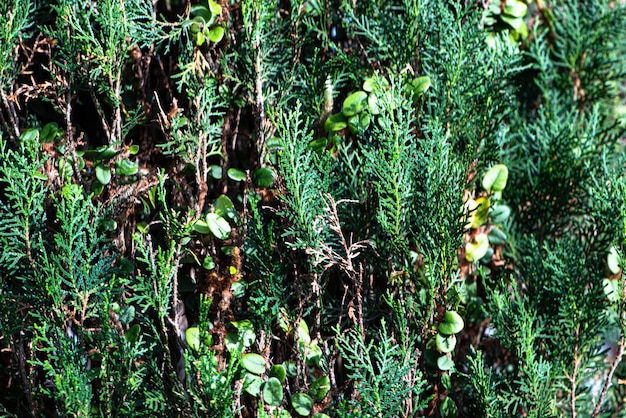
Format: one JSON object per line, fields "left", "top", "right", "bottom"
{"left": 1, "top": 0, "right": 626, "bottom": 416}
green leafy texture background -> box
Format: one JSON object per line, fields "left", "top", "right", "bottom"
{"left": 1, "top": 0, "right": 626, "bottom": 416}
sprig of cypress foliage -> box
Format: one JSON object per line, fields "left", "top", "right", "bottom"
{"left": 273, "top": 102, "right": 332, "bottom": 250}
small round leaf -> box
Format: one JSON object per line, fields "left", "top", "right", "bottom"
{"left": 466, "top": 233, "right": 489, "bottom": 263}
{"left": 342, "top": 91, "right": 368, "bottom": 117}
{"left": 202, "top": 255, "right": 215, "bottom": 270}
{"left": 230, "top": 320, "right": 256, "bottom": 347}
{"left": 435, "top": 332, "right": 457, "bottom": 353}
{"left": 115, "top": 158, "right": 138, "bottom": 176}
{"left": 225, "top": 331, "right": 243, "bottom": 354}
{"left": 186, "top": 327, "right": 200, "bottom": 351}
{"left": 488, "top": 227, "right": 507, "bottom": 245}
{"left": 437, "top": 355, "right": 455, "bottom": 371}
{"left": 438, "top": 311, "right": 465, "bottom": 335}
{"left": 243, "top": 373, "right": 263, "bottom": 396}
{"left": 482, "top": 164, "right": 509, "bottom": 192}
{"left": 324, "top": 112, "right": 348, "bottom": 132}
{"left": 503, "top": 0, "right": 528, "bottom": 18}
{"left": 94, "top": 146, "right": 117, "bottom": 160}
{"left": 410, "top": 75, "right": 431, "bottom": 95}
{"left": 440, "top": 396, "right": 458, "bottom": 418}
{"left": 305, "top": 342, "right": 323, "bottom": 367}
{"left": 367, "top": 94, "right": 380, "bottom": 115}
{"left": 191, "top": 219, "right": 211, "bottom": 234}
{"left": 209, "top": 164, "right": 223, "bottom": 179}
{"left": 480, "top": 247, "right": 494, "bottom": 264}
{"left": 309, "top": 137, "right": 328, "bottom": 152}
{"left": 137, "top": 223, "right": 150, "bottom": 235}
{"left": 252, "top": 167, "right": 276, "bottom": 188}
{"left": 262, "top": 377, "right": 284, "bottom": 406}
{"left": 603, "top": 278, "right": 620, "bottom": 302}
{"left": 241, "top": 353, "right": 266, "bottom": 375}
{"left": 441, "top": 373, "right": 451, "bottom": 390}
{"left": 58, "top": 158, "right": 74, "bottom": 178}
{"left": 20, "top": 128, "right": 39, "bottom": 143}
{"left": 362, "top": 77, "right": 375, "bottom": 92}
{"left": 206, "top": 213, "right": 231, "bottom": 240}
{"left": 101, "top": 218, "right": 117, "bottom": 232}
{"left": 470, "top": 197, "right": 490, "bottom": 229}
{"left": 348, "top": 112, "right": 370, "bottom": 133}
{"left": 227, "top": 168, "right": 246, "bottom": 182}
{"left": 41, "top": 122, "right": 61, "bottom": 142}
{"left": 284, "top": 361, "right": 297, "bottom": 378}
{"left": 303, "top": 0, "right": 322, "bottom": 16}
{"left": 76, "top": 155, "right": 85, "bottom": 170}
{"left": 124, "top": 324, "right": 140, "bottom": 344}
{"left": 291, "top": 393, "right": 313, "bottom": 416}
{"left": 215, "top": 194, "right": 237, "bottom": 221}
{"left": 309, "top": 375, "right": 330, "bottom": 401}
{"left": 92, "top": 180, "right": 104, "bottom": 195}
{"left": 270, "top": 364, "right": 287, "bottom": 383}
{"left": 208, "top": 0, "right": 221, "bottom": 15}
{"left": 231, "top": 281, "right": 246, "bottom": 298}
{"left": 501, "top": 14, "right": 526, "bottom": 33}
{"left": 190, "top": 4, "right": 212, "bottom": 22}
{"left": 208, "top": 26, "right": 225, "bottom": 43}
{"left": 95, "top": 164, "right": 111, "bottom": 185}
{"left": 490, "top": 204, "right": 511, "bottom": 224}
{"left": 297, "top": 320, "right": 311, "bottom": 346}
{"left": 118, "top": 305, "right": 135, "bottom": 325}
{"left": 192, "top": 30, "right": 206, "bottom": 46}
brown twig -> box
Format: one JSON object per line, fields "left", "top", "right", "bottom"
{"left": 0, "top": 88, "right": 20, "bottom": 141}
{"left": 89, "top": 87, "right": 113, "bottom": 142}
{"left": 569, "top": 325, "right": 581, "bottom": 418}
{"left": 592, "top": 337, "right": 625, "bottom": 417}
{"left": 357, "top": 263, "right": 365, "bottom": 342}
{"left": 15, "top": 325, "right": 36, "bottom": 415}
{"left": 307, "top": 195, "right": 372, "bottom": 340}
{"left": 0, "top": 94, "right": 17, "bottom": 142}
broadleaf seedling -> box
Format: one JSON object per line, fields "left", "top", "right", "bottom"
{"left": 243, "top": 373, "right": 263, "bottom": 396}
{"left": 252, "top": 167, "right": 276, "bottom": 188}
{"left": 482, "top": 164, "right": 509, "bottom": 192}
{"left": 309, "top": 375, "right": 330, "bottom": 401}
{"left": 291, "top": 393, "right": 313, "bottom": 416}
{"left": 341, "top": 91, "right": 368, "bottom": 117}
{"left": 436, "top": 332, "right": 457, "bottom": 353}
{"left": 466, "top": 233, "right": 489, "bottom": 262}
{"left": 437, "top": 354, "right": 455, "bottom": 371}
{"left": 227, "top": 167, "right": 246, "bottom": 182}
{"left": 206, "top": 213, "right": 231, "bottom": 239}
{"left": 95, "top": 164, "right": 112, "bottom": 185}
{"left": 262, "top": 377, "right": 284, "bottom": 406}
{"left": 438, "top": 311, "right": 465, "bottom": 335}
{"left": 241, "top": 353, "right": 266, "bottom": 375}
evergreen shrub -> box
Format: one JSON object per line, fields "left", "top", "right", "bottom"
{"left": 1, "top": 0, "right": 626, "bottom": 416}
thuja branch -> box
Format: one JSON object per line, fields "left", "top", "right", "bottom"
{"left": 253, "top": 6, "right": 266, "bottom": 160}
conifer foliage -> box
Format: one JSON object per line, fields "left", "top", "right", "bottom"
{"left": 1, "top": 0, "right": 626, "bottom": 416}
